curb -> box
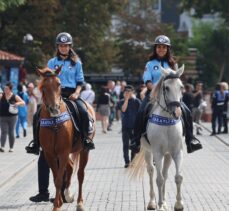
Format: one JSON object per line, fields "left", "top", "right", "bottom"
{"left": 0, "top": 158, "right": 36, "bottom": 189}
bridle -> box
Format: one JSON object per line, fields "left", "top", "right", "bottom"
{"left": 156, "top": 75, "right": 181, "bottom": 118}
{"left": 41, "top": 71, "right": 62, "bottom": 117}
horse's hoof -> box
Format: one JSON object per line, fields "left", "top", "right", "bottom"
{"left": 52, "top": 207, "right": 61, "bottom": 211}
{"left": 76, "top": 203, "right": 84, "bottom": 211}
{"left": 147, "top": 201, "right": 156, "bottom": 210}
{"left": 174, "top": 208, "right": 183, "bottom": 211}
{"left": 64, "top": 189, "right": 74, "bottom": 203}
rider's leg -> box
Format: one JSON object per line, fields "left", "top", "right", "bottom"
{"left": 75, "top": 99, "right": 95, "bottom": 150}
{"left": 25, "top": 106, "right": 41, "bottom": 155}
{"left": 130, "top": 92, "right": 152, "bottom": 153}
{"left": 181, "top": 102, "right": 202, "bottom": 153}
{"left": 29, "top": 151, "right": 50, "bottom": 202}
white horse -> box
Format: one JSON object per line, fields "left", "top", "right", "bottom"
{"left": 130, "top": 65, "right": 185, "bottom": 211}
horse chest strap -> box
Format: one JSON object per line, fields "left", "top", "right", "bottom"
{"left": 40, "top": 111, "right": 71, "bottom": 128}
{"left": 149, "top": 114, "right": 180, "bottom": 126}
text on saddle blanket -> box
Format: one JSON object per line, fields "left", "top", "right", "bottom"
{"left": 149, "top": 114, "right": 180, "bottom": 126}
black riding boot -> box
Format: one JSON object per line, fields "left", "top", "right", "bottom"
{"left": 75, "top": 99, "right": 95, "bottom": 151}
{"left": 25, "top": 108, "right": 41, "bottom": 155}
{"left": 181, "top": 102, "right": 203, "bottom": 153}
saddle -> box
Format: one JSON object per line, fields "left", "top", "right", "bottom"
{"left": 64, "top": 99, "right": 81, "bottom": 133}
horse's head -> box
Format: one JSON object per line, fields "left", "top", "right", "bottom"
{"left": 159, "top": 64, "right": 184, "bottom": 118}
{"left": 37, "top": 66, "right": 62, "bottom": 117}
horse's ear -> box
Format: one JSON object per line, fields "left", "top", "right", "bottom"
{"left": 177, "top": 64, "right": 185, "bottom": 77}
{"left": 160, "top": 65, "right": 171, "bottom": 77}
{"left": 55, "top": 65, "right": 63, "bottom": 75}
{"left": 36, "top": 67, "right": 45, "bottom": 77}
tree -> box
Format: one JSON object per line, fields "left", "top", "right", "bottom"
{"left": 190, "top": 22, "right": 229, "bottom": 88}
{"left": 181, "top": 0, "right": 229, "bottom": 24}
{"left": 0, "top": 0, "right": 123, "bottom": 73}
{"left": 115, "top": 0, "right": 189, "bottom": 77}
{"left": 0, "top": 0, "right": 26, "bottom": 11}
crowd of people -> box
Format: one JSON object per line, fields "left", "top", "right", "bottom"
{"left": 0, "top": 32, "right": 228, "bottom": 203}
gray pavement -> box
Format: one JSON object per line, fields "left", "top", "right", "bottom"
{"left": 0, "top": 121, "right": 229, "bottom": 211}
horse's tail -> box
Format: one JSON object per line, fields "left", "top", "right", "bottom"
{"left": 128, "top": 147, "right": 146, "bottom": 180}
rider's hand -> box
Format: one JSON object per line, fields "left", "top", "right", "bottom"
{"left": 69, "top": 92, "right": 80, "bottom": 100}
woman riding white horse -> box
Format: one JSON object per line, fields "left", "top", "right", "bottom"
{"left": 130, "top": 65, "right": 185, "bottom": 210}
{"left": 130, "top": 35, "right": 202, "bottom": 154}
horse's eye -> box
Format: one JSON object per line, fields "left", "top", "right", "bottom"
{"left": 165, "top": 86, "right": 169, "bottom": 91}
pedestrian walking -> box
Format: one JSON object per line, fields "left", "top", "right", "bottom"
{"left": 210, "top": 83, "right": 225, "bottom": 135}
{"left": 80, "top": 83, "right": 95, "bottom": 105}
{"left": 117, "top": 85, "right": 141, "bottom": 168}
{"left": 0, "top": 82, "right": 25, "bottom": 152}
{"left": 96, "top": 87, "right": 111, "bottom": 133}
{"left": 221, "top": 82, "right": 228, "bottom": 134}
{"left": 27, "top": 82, "right": 37, "bottom": 127}
{"left": 16, "top": 84, "right": 29, "bottom": 138}
{"left": 130, "top": 35, "right": 202, "bottom": 154}
{"left": 192, "top": 82, "right": 204, "bottom": 135}
{"left": 107, "top": 80, "right": 118, "bottom": 131}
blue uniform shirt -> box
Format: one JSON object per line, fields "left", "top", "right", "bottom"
{"left": 143, "top": 59, "right": 170, "bottom": 85}
{"left": 47, "top": 57, "right": 84, "bottom": 88}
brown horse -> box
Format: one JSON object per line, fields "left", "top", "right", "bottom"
{"left": 37, "top": 66, "right": 96, "bottom": 211}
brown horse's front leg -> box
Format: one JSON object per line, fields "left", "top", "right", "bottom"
{"left": 77, "top": 150, "right": 89, "bottom": 209}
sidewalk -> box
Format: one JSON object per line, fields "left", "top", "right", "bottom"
{"left": 0, "top": 127, "right": 36, "bottom": 189}
{"left": 200, "top": 121, "right": 229, "bottom": 146}
{"left": 0, "top": 120, "right": 229, "bottom": 211}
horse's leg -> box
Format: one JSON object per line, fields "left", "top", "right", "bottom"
{"left": 42, "top": 153, "right": 62, "bottom": 211}
{"left": 63, "top": 158, "right": 74, "bottom": 203}
{"left": 144, "top": 151, "right": 156, "bottom": 210}
{"left": 172, "top": 152, "right": 184, "bottom": 211}
{"left": 154, "top": 152, "right": 164, "bottom": 211}
{"left": 161, "top": 153, "right": 172, "bottom": 211}
{"left": 52, "top": 153, "right": 70, "bottom": 210}
{"left": 76, "top": 150, "right": 89, "bottom": 211}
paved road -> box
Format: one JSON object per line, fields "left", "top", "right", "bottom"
{"left": 0, "top": 121, "right": 229, "bottom": 211}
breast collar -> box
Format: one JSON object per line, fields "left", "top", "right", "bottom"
{"left": 40, "top": 111, "right": 71, "bottom": 128}
{"left": 149, "top": 114, "right": 180, "bottom": 126}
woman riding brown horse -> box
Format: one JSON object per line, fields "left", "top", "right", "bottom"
{"left": 37, "top": 66, "right": 95, "bottom": 211}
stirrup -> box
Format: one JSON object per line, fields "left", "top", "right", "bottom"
{"left": 25, "top": 140, "right": 39, "bottom": 155}
{"left": 83, "top": 137, "right": 95, "bottom": 151}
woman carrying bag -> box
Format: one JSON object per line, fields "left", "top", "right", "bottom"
{"left": 0, "top": 82, "right": 25, "bottom": 152}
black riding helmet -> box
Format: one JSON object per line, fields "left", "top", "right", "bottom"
{"left": 154, "top": 35, "right": 171, "bottom": 47}
{"left": 56, "top": 32, "right": 73, "bottom": 46}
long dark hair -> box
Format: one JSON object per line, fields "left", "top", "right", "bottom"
{"left": 148, "top": 45, "right": 176, "bottom": 69}
{"left": 56, "top": 48, "right": 78, "bottom": 66}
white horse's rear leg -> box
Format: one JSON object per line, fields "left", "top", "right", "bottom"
{"left": 144, "top": 151, "right": 156, "bottom": 210}
{"left": 172, "top": 152, "right": 184, "bottom": 211}
{"left": 161, "top": 153, "right": 172, "bottom": 210}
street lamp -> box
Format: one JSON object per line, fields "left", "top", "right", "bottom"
{"left": 22, "top": 33, "right": 33, "bottom": 71}
{"left": 23, "top": 33, "right": 33, "bottom": 44}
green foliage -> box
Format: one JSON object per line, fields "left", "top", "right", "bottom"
{"left": 190, "top": 22, "right": 229, "bottom": 88}
{"left": 0, "top": 0, "right": 26, "bottom": 11}
{"left": 0, "top": 0, "right": 123, "bottom": 73}
{"left": 181, "top": 0, "right": 229, "bottom": 24}
{"left": 115, "top": 4, "right": 189, "bottom": 77}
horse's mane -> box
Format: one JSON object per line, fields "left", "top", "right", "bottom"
{"left": 150, "top": 77, "right": 164, "bottom": 103}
